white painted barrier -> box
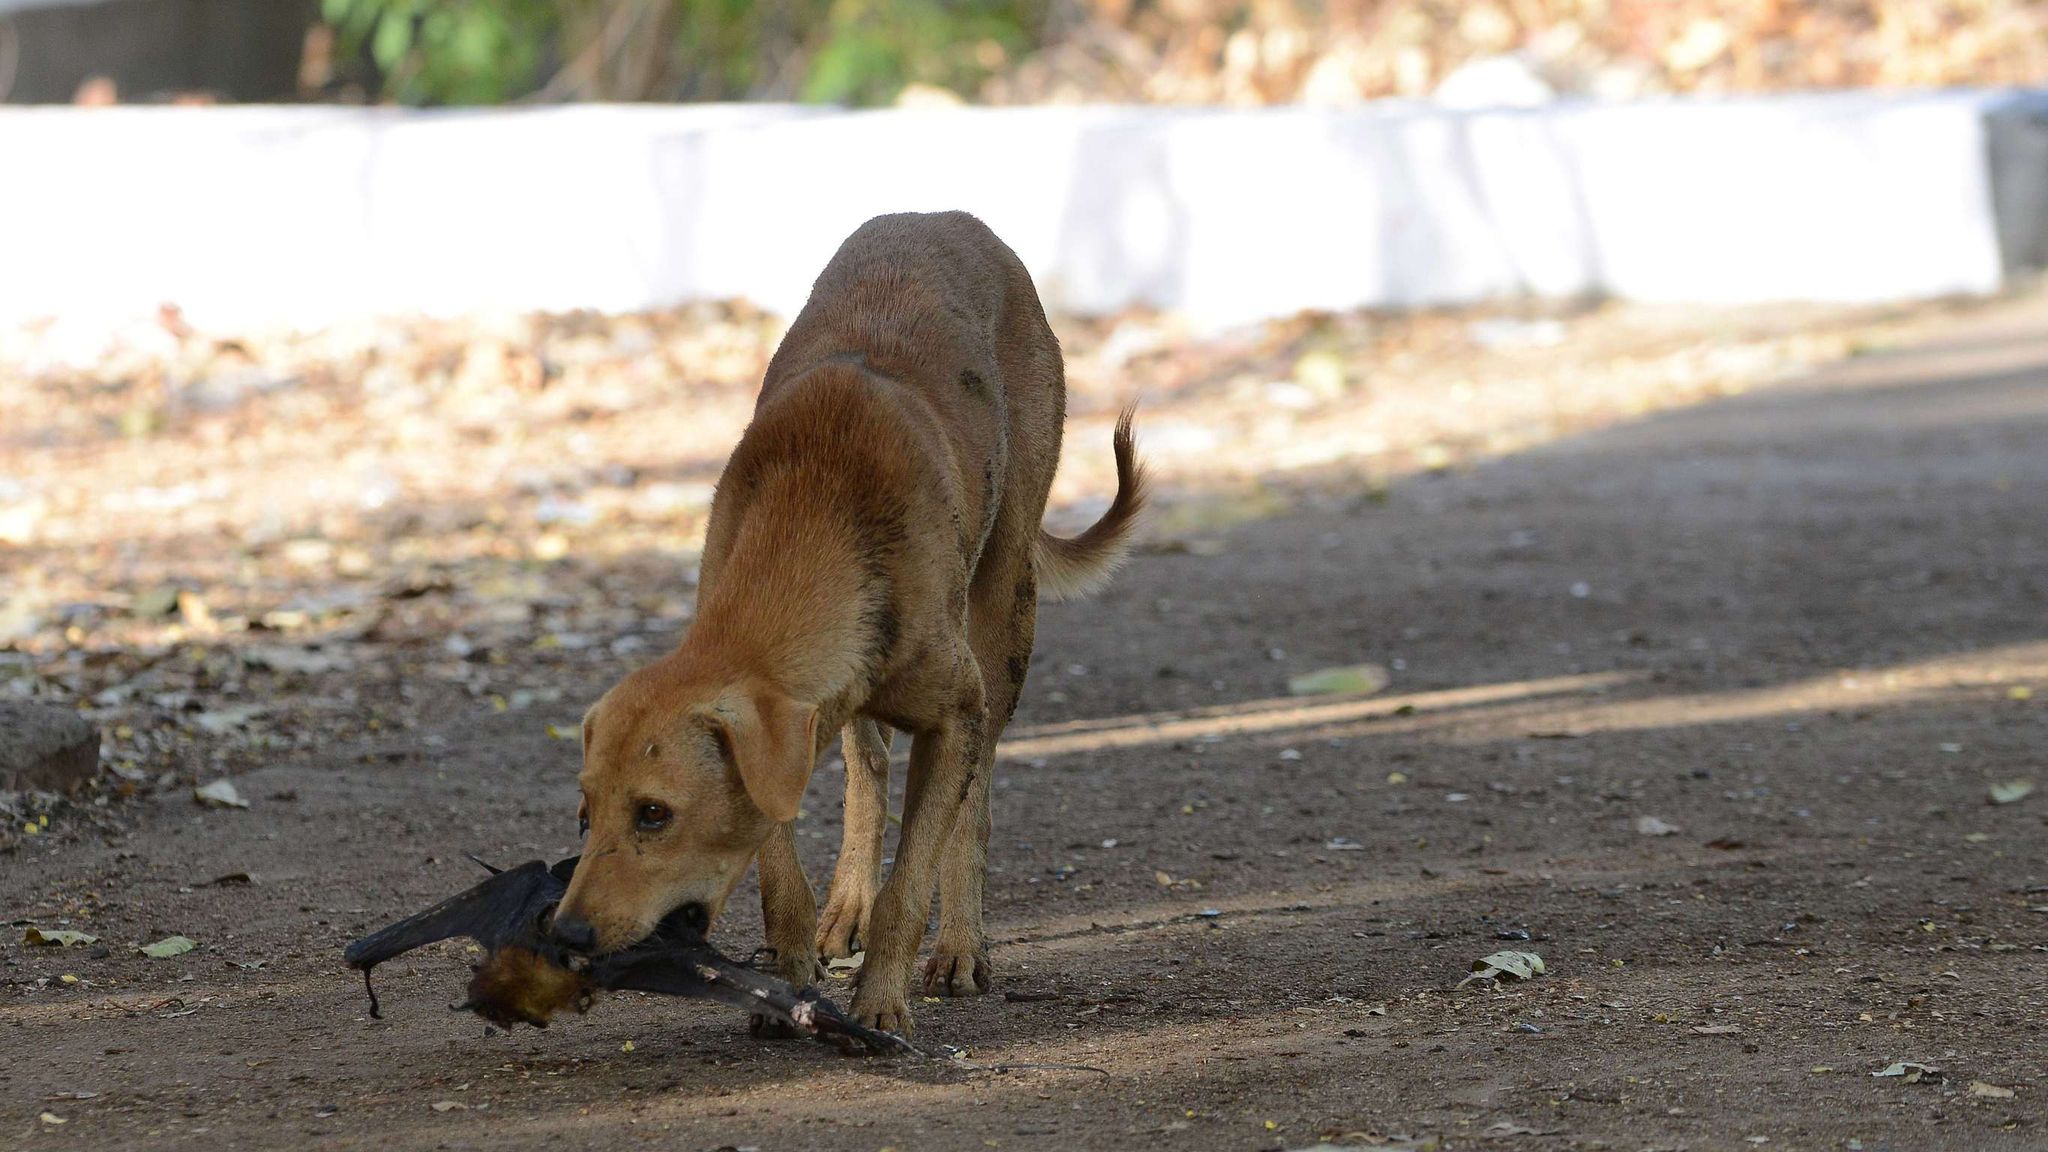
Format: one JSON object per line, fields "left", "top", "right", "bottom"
{"left": 1, "top": 92, "right": 2041, "bottom": 332}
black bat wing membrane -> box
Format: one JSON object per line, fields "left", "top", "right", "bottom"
{"left": 343, "top": 857, "right": 906, "bottom": 1054}
{"left": 342, "top": 859, "right": 566, "bottom": 973}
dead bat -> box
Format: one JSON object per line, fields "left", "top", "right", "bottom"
{"left": 343, "top": 856, "right": 915, "bottom": 1055}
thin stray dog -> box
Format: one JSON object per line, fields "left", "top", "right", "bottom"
{"left": 551, "top": 211, "right": 1145, "bottom": 1034}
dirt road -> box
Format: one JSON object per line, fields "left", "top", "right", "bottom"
{"left": 5, "top": 296, "right": 2047, "bottom": 1151}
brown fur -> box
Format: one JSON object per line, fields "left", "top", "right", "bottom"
{"left": 463, "top": 946, "right": 594, "bottom": 1029}
{"left": 557, "top": 211, "right": 1146, "bottom": 1034}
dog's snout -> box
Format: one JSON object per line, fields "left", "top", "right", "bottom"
{"left": 549, "top": 913, "right": 598, "bottom": 953}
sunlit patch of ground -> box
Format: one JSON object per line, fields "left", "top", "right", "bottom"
{"left": 0, "top": 291, "right": 2007, "bottom": 833}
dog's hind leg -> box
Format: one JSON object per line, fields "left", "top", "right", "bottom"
{"left": 817, "top": 718, "right": 891, "bottom": 960}
{"left": 925, "top": 558, "right": 1035, "bottom": 997}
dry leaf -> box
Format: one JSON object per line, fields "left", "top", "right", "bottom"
{"left": 138, "top": 935, "right": 197, "bottom": 958}
{"left": 1636, "top": 815, "right": 1681, "bottom": 836}
{"left": 193, "top": 780, "right": 249, "bottom": 809}
{"left": 1459, "top": 950, "right": 1547, "bottom": 987}
{"left": 23, "top": 928, "right": 98, "bottom": 947}
{"left": 1987, "top": 779, "right": 2035, "bottom": 806}
{"left": 1287, "top": 663, "right": 1390, "bottom": 697}
{"left": 191, "top": 706, "right": 264, "bottom": 736}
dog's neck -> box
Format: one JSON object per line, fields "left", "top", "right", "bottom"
{"left": 684, "top": 479, "right": 878, "bottom": 709}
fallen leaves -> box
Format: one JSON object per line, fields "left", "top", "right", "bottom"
{"left": 138, "top": 935, "right": 197, "bottom": 958}
{"left": 1287, "top": 663, "right": 1390, "bottom": 697}
{"left": 1967, "top": 1081, "right": 2015, "bottom": 1099}
{"left": 1635, "top": 816, "right": 1681, "bottom": 836}
{"left": 23, "top": 928, "right": 98, "bottom": 947}
{"left": 1872, "top": 1061, "right": 1942, "bottom": 1084}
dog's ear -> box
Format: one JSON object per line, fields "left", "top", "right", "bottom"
{"left": 711, "top": 687, "right": 819, "bottom": 823}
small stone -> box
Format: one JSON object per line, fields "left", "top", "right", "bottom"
{"left": 0, "top": 703, "right": 99, "bottom": 793}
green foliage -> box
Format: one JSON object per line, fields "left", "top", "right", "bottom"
{"left": 322, "top": 0, "right": 564, "bottom": 105}
{"left": 801, "top": 0, "right": 1035, "bottom": 106}
{"left": 321, "top": 0, "right": 1046, "bottom": 107}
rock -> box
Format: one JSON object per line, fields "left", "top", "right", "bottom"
{"left": 0, "top": 703, "right": 99, "bottom": 792}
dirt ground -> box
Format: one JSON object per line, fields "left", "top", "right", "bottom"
{"left": 3, "top": 290, "right": 2046, "bottom": 1151}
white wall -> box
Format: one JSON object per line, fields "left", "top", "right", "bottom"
{"left": 0, "top": 91, "right": 2031, "bottom": 332}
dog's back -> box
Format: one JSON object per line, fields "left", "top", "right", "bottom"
{"left": 720, "top": 214, "right": 1070, "bottom": 593}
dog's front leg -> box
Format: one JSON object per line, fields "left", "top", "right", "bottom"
{"left": 817, "top": 719, "right": 891, "bottom": 961}
{"left": 751, "top": 821, "right": 821, "bottom": 1036}
{"left": 851, "top": 679, "right": 986, "bottom": 1035}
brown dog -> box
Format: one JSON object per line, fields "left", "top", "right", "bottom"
{"left": 553, "top": 211, "right": 1145, "bottom": 1034}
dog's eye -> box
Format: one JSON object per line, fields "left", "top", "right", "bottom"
{"left": 635, "top": 802, "right": 672, "bottom": 832}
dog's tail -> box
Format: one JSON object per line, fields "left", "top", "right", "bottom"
{"left": 1033, "top": 407, "right": 1147, "bottom": 602}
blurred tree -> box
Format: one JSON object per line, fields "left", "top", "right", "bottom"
{"left": 321, "top": 0, "right": 1051, "bottom": 106}
{"left": 799, "top": 0, "right": 1039, "bottom": 105}
{"left": 321, "top": 0, "right": 561, "bottom": 104}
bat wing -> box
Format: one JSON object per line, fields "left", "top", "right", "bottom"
{"left": 595, "top": 945, "right": 917, "bottom": 1056}
{"left": 343, "top": 854, "right": 908, "bottom": 1053}
{"left": 344, "top": 859, "right": 565, "bottom": 972}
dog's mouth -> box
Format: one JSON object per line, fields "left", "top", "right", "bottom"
{"left": 652, "top": 900, "right": 712, "bottom": 945}
{"left": 533, "top": 904, "right": 597, "bottom": 972}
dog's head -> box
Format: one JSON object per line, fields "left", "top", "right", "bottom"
{"left": 551, "top": 658, "right": 818, "bottom": 954}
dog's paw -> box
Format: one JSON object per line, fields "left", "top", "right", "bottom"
{"left": 922, "top": 948, "right": 991, "bottom": 997}
{"left": 815, "top": 887, "right": 873, "bottom": 960}
{"left": 850, "top": 988, "right": 914, "bottom": 1037}
{"left": 784, "top": 949, "right": 826, "bottom": 990}
{"left": 753, "top": 945, "right": 826, "bottom": 989}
